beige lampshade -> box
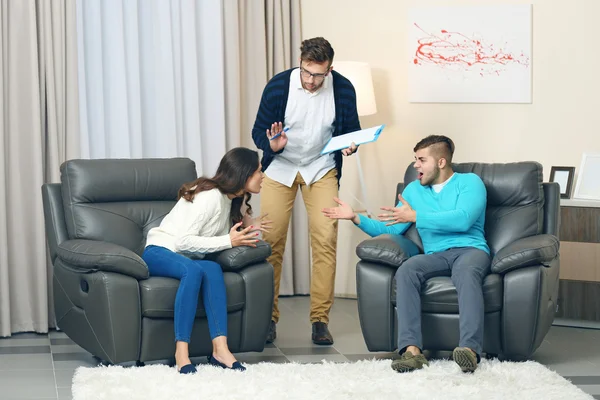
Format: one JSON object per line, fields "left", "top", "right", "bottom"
{"left": 333, "top": 61, "right": 377, "bottom": 116}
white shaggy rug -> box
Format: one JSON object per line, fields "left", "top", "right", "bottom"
{"left": 72, "top": 359, "right": 593, "bottom": 400}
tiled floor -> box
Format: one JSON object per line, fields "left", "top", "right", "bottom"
{"left": 1, "top": 296, "right": 600, "bottom": 399}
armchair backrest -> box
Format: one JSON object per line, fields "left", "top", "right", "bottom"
{"left": 59, "top": 158, "right": 197, "bottom": 256}
{"left": 542, "top": 182, "right": 560, "bottom": 237}
{"left": 400, "top": 161, "right": 549, "bottom": 256}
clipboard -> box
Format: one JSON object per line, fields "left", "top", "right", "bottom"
{"left": 321, "top": 125, "right": 385, "bottom": 155}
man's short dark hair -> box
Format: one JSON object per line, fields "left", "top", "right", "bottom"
{"left": 413, "top": 135, "right": 455, "bottom": 162}
{"left": 300, "top": 37, "right": 334, "bottom": 65}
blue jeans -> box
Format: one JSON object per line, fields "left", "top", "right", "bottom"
{"left": 142, "top": 245, "right": 227, "bottom": 343}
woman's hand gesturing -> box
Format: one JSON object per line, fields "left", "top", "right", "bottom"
{"left": 248, "top": 213, "right": 273, "bottom": 233}
{"left": 229, "top": 222, "right": 260, "bottom": 247}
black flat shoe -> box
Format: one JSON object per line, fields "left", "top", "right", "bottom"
{"left": 207, "top": 355, "right": 246, "bottom": 371}
{"left": 178, "top": 364, "right": 197, "bottom": 374}
{"left": 312, "top": 322, "right": 334, "bottom": 345}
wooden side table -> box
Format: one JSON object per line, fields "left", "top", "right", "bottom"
{"left": 555, "top": 199, "right": 600, "bottom": 328}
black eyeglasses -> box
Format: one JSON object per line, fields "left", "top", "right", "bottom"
{"left": 300, "top": 66, "right": 330, "bottom": 81}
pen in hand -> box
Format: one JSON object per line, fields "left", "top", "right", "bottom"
{"left": 270, "top": 127, "right": 289, "bottom": 141}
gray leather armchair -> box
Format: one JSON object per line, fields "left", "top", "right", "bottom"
{"left": 42, "top": 158, "right": 274, "bottom": 365}
{"left": 356, "top": 162, "right": 560, "bottom": 361}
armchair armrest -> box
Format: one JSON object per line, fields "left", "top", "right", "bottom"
{"left": 56, "top": 239, "right": 149, "bottom": 280}
{"left": 356, "top": 234, "right": 421, "bottom": 268}
{"left": 491, "top": 234, "right": 559, "bottom": 275}
{"left": 205, "top": 240, "right": 272, "bottom": 272}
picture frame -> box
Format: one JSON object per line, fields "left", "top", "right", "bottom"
{"left": 549, "top": 166, "right": 575, "bottom": 199}
{"left": 573, "top": 153, "right": 600, "bottom": 200}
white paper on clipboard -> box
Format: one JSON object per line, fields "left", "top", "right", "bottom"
{"left": 321, "top": 125, "right": 385, "bottom": 154}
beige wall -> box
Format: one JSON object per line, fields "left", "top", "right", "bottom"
{"left": 300, "top": 0, "right": 600, "bottom": 296}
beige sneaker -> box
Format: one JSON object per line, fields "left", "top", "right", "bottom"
{"left": 391, "top": 351, "right": 429, "bottom": 373}
{"left": 453, "top": 347, "right": 478, "bottom": 373}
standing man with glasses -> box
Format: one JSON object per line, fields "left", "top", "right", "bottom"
{"left": 252, "top": 37, "right": 361, "bottom": 345}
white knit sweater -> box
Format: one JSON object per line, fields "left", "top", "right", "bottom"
{"left": 145, "top": 188, "right": 233, "bottom": 255}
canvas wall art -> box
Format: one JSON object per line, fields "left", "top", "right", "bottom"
{"left": 408, "top": 5, "right": 532, "bottom": 103}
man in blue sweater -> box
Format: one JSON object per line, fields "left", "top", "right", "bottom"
{"left": 322, "top": 135, "right": 491, "bottom": 372}
{"left": 252, "top": 37, "right": 361, "bottom": 345}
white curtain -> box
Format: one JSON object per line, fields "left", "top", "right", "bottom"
{"left": 222, "top": 0, "right": 309, "bottom": 297}
{"left": 77, "top": 0, "right": 313, "bottom": 297}
{"left": 0, "top": 0, "right": 80, "bottom": 336}
{"left": 77, "top": 0, "right": 227, "bottom": 176}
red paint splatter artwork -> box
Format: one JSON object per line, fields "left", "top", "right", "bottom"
{"left": 412, "top": 23, "right": 529, "bottom": 77}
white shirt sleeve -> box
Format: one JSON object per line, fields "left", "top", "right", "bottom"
{"left": 174, "top": 232, "right": 232, "bottom": 254}
{"left": 172, "top": 192, "right": 233, "bottom": 254}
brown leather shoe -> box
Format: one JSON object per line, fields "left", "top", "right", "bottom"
{"left": 391, "top": 351, "right": 428, "bottom": 373}
{"left": 265, "top": 320, "right": 276, "bottom": 344}
{"left": 312, "top": 322, "right": 334, "bottom": 345}
{"left": 453, "top": 347, "right": 478, "bottom": 373}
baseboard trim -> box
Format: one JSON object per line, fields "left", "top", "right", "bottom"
{"left": 552, "top": 318, "right": 600, "bottom": 330}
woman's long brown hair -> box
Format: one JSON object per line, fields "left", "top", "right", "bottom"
{"left": 177, "top": 147, "right": 259, "bottom": 226}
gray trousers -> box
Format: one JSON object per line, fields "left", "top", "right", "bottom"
{"left": 395, "top": 247, "right": 491, "bottom": 355}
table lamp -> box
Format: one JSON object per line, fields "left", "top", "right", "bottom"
{"left": 333, "top": 61, "right": 378, "bottom": 216}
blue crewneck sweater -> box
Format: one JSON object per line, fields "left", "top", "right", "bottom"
{"left": 357, "top": 173, "right": 490, "bottom": 254}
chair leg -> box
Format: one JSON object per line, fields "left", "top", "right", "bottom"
{"left": 136, "top": 360, "right": 145, "bottom": 367}
{"left": 93, "top": 356, "right": 112, "bottom": 366}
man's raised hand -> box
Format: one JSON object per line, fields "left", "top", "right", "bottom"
{"left": 266, "top": 122, "right": 288, "bottom": 152}
{"left": 322, "top": 197, "right": 360, "bottom": 224}
{"left": 378, "top": 194, "right": 416, "bottom": 226}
